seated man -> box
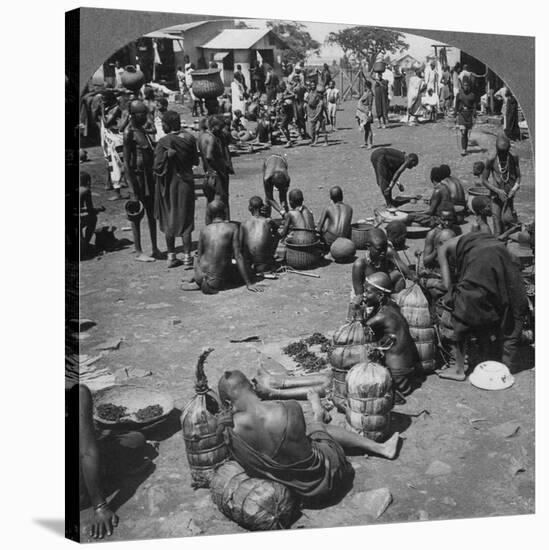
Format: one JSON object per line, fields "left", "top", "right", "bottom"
{"left": 182, "top": 200, "right": 262, "bottom": 294}
{"left": 230, "top": 110, "right": 254, "bottom": 142}
{"left": 278, "top": 189, "right": 316, "bottom": 242}
{"left": 470, "top": 196, "right": 493, "bottom": 234}
{"left": 409, "top": 166, "right": 452, "bottom": 227}
{"left": 241, "top": 196, "right": 280, "bottom": 274}
{"left": 362, "top": 272, "right": 420, "bottom": 396}
{"left": 421, "top": 227, "right": 457, "bottom": 303}
{"left": 316, "top": 186, "right": 353, "bottom": 249}
{"left": 218, "top": 371, "right": 399, "bottom": 506}
{"left": 386, "top": 220, "right": 407, "bottom": 252}
{"left": 263, "top": 154, "right": 291, "bottom": 216}
{"left": 423, "top": 203, "right": 462, "bottom": 270}
{"left": 352, "top": 228, "right": 412, "bottom": 296}
{"left": 437, "top": 231, "right": 528, "bottom": 380}
{"left": 79, "top": 171, "right": 105, "bottom": 256}
{"left": 439, "top": 164, "right": 466, "bottom": 209}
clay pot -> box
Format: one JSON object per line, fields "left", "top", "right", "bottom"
{"left": 120, "top": 65, "right": 146, "bottom": 91}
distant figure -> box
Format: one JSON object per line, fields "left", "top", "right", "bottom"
{"left": 455, "top": 78, "right": 476, "bottom": 156}
{"left": 241, "top": 196, "right": 280, "bottom": 274}
{"left": 265, "top": 66, "right": 279, "bottom": 104}
{"left": 79, "top": 171, "right": 105, "bottom": 256}
{"left": 504, "top": 89, "right": 521, "bottom": 141}
{"left": 326, "top": 80, "right": 340, "bottom": 130}
{"left": 317, "top": 186, "right": 353, "bottom": 249}
{"left": 356, "top": 80, "right": 374, "bottom": 149}
{"left": 233, "top": 64, "right": 247, "bottom": 92}
{"left": 373, "top": 72, "right": 389, "bottom": 128}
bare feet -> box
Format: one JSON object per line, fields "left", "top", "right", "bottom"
{"left": 307, "top": 389, "right": 331, "bottom": 424}
{"left": 135, "top": 253, "right": 155, "bottom": 262}
{"left": 380, "top": 432, "right": 400, "bottom": 459}
{"left": 436, "top": 367, "right": 466, "bottom": 381}
{"left": 181, "top": 279, "right": 200, "bottom": 291}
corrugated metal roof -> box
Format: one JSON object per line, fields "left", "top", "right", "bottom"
{"left": 201, "top": 28, "right": 272, "bottom": 50}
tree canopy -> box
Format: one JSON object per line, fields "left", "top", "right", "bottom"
{"left": 267, "top": 20, "right": 321, "bottom": 65}
{"left": 326, "top": 27, "right": 409, "bottom": 69}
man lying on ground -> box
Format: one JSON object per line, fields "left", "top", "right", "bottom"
{"left": 217, "top": 371, "right": 399, "bottom": 506}
{"left": 241, "top": 196, "right": 280, "bottom": 274}
{"left": 181, "top": 200, "right": 262, "bottom": 294}
{"left": 316, "top": 186, "right": 353, "bottom": 250}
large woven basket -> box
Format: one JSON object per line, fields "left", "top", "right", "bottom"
{"left": 351, "top": 223, "right": 374, "bottom": 250}
{"left": 285, "top": 240, "right": 320, "bottom": 270}
{"left": 191, "top": 69, "right": 224, "bottom": 99}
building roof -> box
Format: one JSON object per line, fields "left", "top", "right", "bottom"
{"left": 162, "top": 21, "right": 211, "bottom": 34}
{"left": 144, "top": 31, "right": 184, "bottom": 40}
{"left": 201, "top": 28, "right": 281, "bottom": 50}
{"left": 395, "top": 53, "right": 419, "bottom": 63}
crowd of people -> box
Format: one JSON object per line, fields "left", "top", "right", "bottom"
{"left": 73, "top": 55, "right": 533, "bottom": 540}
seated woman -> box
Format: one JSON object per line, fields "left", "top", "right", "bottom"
{"left": 278, "top": 189, "right": 316, "bottom": 243}
{"left": 351, "top": 228, "right": 413, "bottom": 297}
{"left": 362, "top": 272, "right": 420, "bottom": 397}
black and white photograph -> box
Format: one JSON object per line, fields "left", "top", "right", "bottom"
{"left": 62, "top": 3, "right": 538, "bottom": 545}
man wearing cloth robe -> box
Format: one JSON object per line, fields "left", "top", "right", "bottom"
{"left": 218, "top": 371, "right": 399, "bottom": 506}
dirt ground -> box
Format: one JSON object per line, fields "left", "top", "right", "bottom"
{"left": 76, "top": 100, "right": 535, "bottom": 542}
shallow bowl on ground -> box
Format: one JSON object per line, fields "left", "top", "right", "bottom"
{"left": 93, "top": 384, "right": 174, "bottom": 426}
{"left": 468, "top": 361, "right": 515, "bottom": 391}
{"left": 406, "top": 225, "right": 430, "bottom": 239}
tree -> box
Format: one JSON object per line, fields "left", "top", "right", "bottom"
{"left": 326, "top": 27, "right": 409, "bottom": 71}
{"left": 266, "top": 21, "right": 321, "bottom": 65}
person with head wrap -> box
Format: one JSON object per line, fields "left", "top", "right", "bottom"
{"left": 482, "top": 133, "right": 521, "bottom": 236}
{"left": 123, "top": 99, "right": 161, "bottom": 262}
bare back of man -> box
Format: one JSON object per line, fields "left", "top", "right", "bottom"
{"left": 241, "top": 216, "right": 279, "bottom": 273}
{"left": 319, "top": 203, "right": 353, "bottom": 244}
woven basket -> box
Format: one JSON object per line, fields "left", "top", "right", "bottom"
{"left": 285, "top": 240, "right": 320, "bottom": 270}
{"left": 191, "top": 69, "right": 224, "bottom": 99}
{"left": 93, "top": 385, "right": 173, "bottom": 427}
{"left": 210, "top": 461, "right": 298, "bottom": 531}
{"left": 331, "top": 367, "right": 349, "bottom": 412}
{"left": 344, "top": 412, "right": 390, "bottom": 442}
{"left": 351, "top": 223, "right": 374, "bottom": 250}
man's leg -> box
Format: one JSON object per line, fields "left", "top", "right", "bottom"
{"left": 491, "top": 198, "right": 504, "bottom": 236}
{"left": 502, "top": 316, "right": 524, "bottom": 372}
{"left": 437, "top": 332, "right": 467, "bottom": 381}
{"left": 307, "top": 390, "right": 399, "bottom": 459}
{"left": 130, "top": 215, "right": 154, "bottom": 262}
{"left": 143, "top": 196, "right": 161, "bottom": 258}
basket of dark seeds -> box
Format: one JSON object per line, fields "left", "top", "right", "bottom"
{"left": 93, "top": 385, "right": 174, "bottom": 427}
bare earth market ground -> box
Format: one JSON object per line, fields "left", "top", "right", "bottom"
{"left": 76, "top": 101, "right": 535, "bottom": 541}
